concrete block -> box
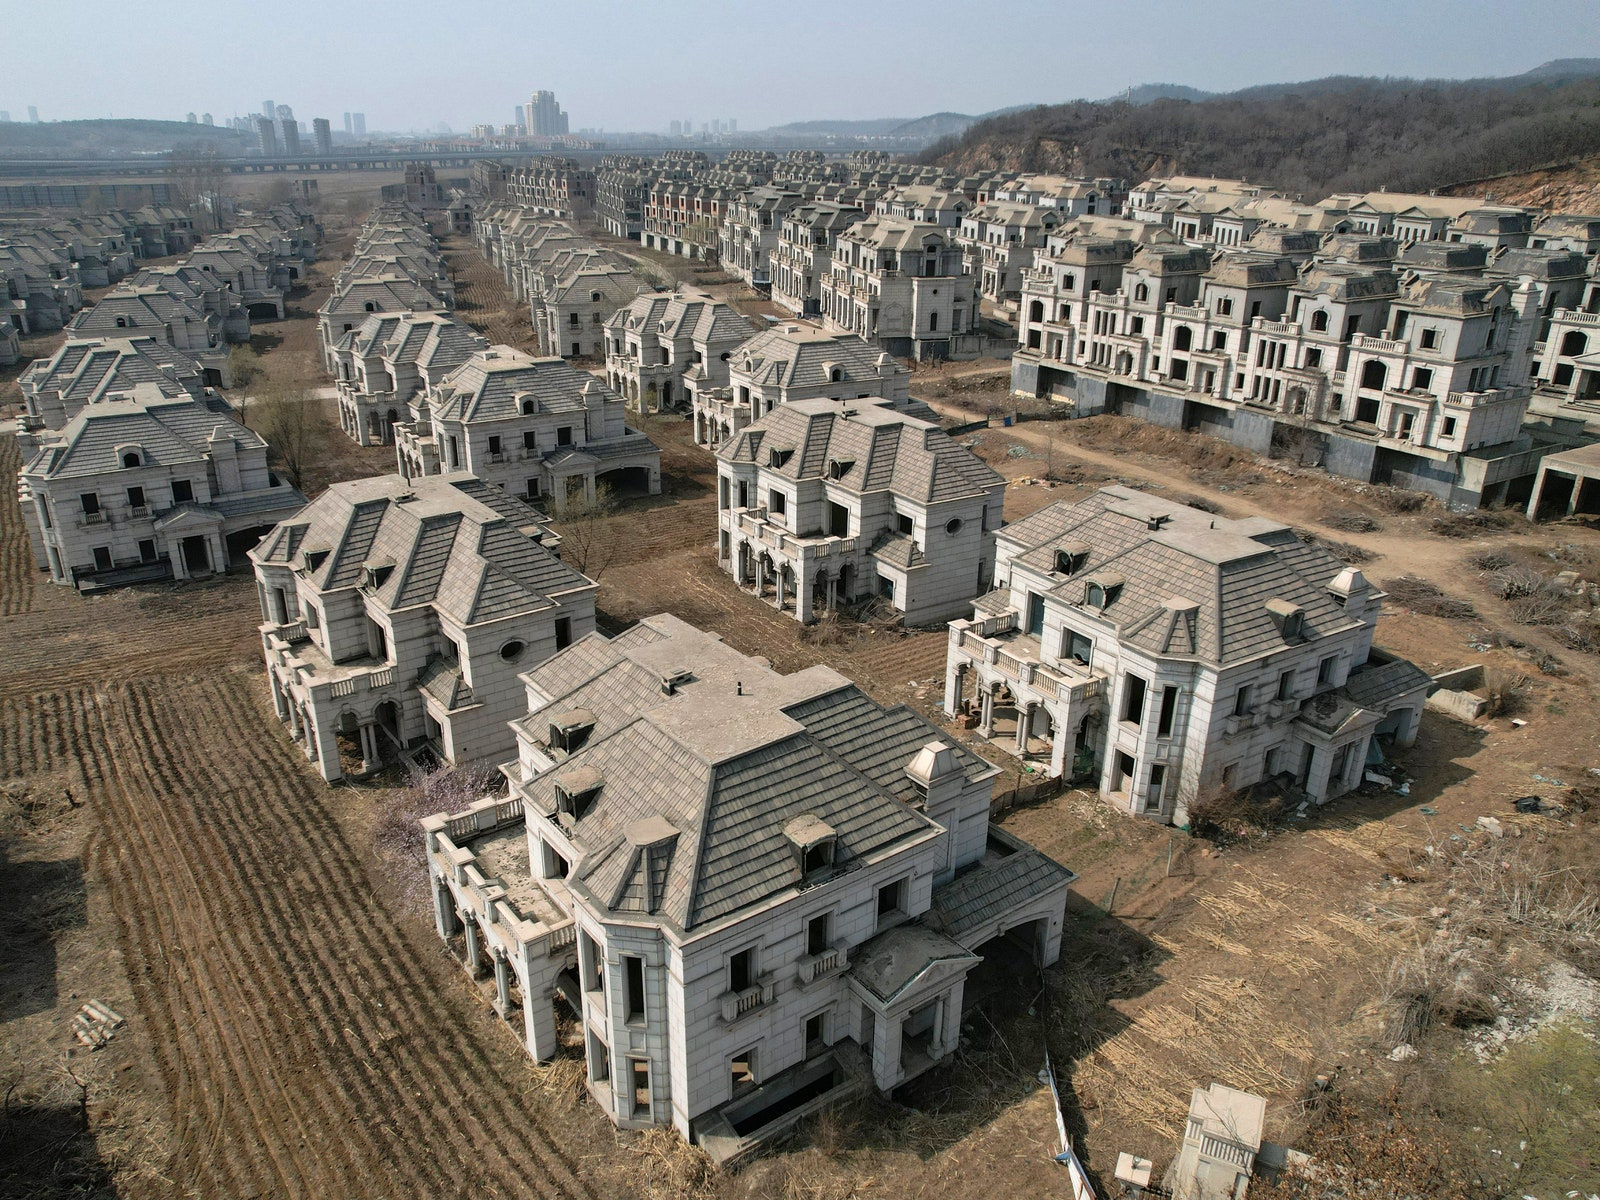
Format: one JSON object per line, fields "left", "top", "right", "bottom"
{"left": 1426, "top": 687, "right": 1487, "bottom": 722}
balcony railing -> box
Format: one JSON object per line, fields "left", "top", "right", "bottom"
{"left": 720, "top": 976, "right": 775, "bottom": 1023}
{"left": 797, "top": 944, "right": 848, "bottom": 985}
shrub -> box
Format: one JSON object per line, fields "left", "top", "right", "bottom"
{"left": 1382, "top": 576, "right": 1477, "bottom": 620}
{"left": 1466, "top": 549, "right": 1511, "bottom": 572}
{"left": 1482, "top": 668, "right": 1529, "bottom": 717}
{"left": 1322, "top": 509, "right": 1381, "bottom": 533}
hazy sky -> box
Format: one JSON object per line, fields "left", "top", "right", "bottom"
{"left": 3, "top": 0, "right": 1597, "bottom": 132}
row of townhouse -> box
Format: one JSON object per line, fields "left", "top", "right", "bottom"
{"left": 392, "top": 344, "right": 662, "bottom": 511}
{"left": 1009, "top": 201, "right": 1600, "bottom": 508}
{"left": 505, "top": 157, "right": 597, "bottom": 220}
{"left": 473, "top": 204, "right": 639, "bottom": 359}
{"left": 8, "top": 204, "right": 321, "bottom": 591}
{"left": 0, "top": 202, "right": 206, "bottom": 351}
{"left": 942, "top": 485, "right": 1429, "bottom": 825}
{"left": 318, "top": 206, "right": 455, "bottom": 381}
{"left": 420, "top": 612, "right": 1074, "bottom": 1161}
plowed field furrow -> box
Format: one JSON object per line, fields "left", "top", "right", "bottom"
{"left": 195, "top": 675, "right": 601, "bottom": 1200}
{"left": 0, "top": 432, "right": 36, "bottom": 616}
{"left": 66, "top": 670, "right": 603, "bottom": 1200}
{"left": 95, "top": 684, "right": 316, "bottom": 1196}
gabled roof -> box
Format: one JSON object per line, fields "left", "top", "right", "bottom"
{"left": 730, "top": 322, "right": 903, "bottom": 391}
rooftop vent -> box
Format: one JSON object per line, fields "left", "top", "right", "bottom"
{"left": 1147, "top": 513, "right": 1171, "bottom": 531}
{"left": 659, "top": 667, "right": 694, "bottom": 696}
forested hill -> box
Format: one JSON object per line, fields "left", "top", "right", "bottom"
{"left": 922, "top": 69, "right": 1600, "bottom": 199}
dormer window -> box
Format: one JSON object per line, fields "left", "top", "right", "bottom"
{"left": 553, "top": 764, "right": 604, "bottom": 821}
{"left": 1265, "top": 598, "right": 1305, "bottom": 640}
{"left": 547, "top": 707, "right": 597, "bottom": 754}
{"left": 1054, "top": 541, "right": 1089, "bottom": 575}
{"left": 827, "top": 458, "right": 854, "bottom": 480}
{"left": 120, "top": 450, "right": 141, "bottom": 468}
{"left": 784, "top": 815, "right": 837, "bottom": 881}
{"left": 521, "top": 397, "right": 536, "bottom": 415}
{"left": 1084, "top": 573, "right": 1124, "bottom": 609}
{"left": 362, "top": 561, "right": 394, "bottom": 590}
{"left": 768, "top": 447, "right": 793, "bottom": 469}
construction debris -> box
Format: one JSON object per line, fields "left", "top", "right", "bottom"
{"left": 70, "top": 999, "right": 125, "bottom": 1049}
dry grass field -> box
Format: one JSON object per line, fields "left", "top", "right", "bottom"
{"left": 2, "top": 207, "right": 1597, "bottom": 1199}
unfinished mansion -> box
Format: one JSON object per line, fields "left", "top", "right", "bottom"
{"left": 1010, "top": 182, "right": 1600, "bottom": 510}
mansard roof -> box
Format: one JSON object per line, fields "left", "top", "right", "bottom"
{"left": 430, "top": 346, "right": 620, "bottom": 422}
{"left": 23, "top": 387, "right": 263, "bottom": 480}
{"left": 252, "top": 472, "right": 592, "bottom": 625}
{"left": 21, "top": 336, "right": 205, "bottom": 407}
{"left": 999, "top": 486, "right": 1370, "bottom": 668}
{"left": 511, "top": 614, "right": 990, "bottom": 930}
{"left": 719, "top": 398, "right": 1003, "bottom": 505}
{"left": 730, "top": 322, "right": 903, "bottom": 390}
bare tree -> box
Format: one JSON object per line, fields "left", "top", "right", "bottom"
{"left": 552, "top": 483, "right": 619, "bottom": 580}
{"left": 255, "top": 384, "right": 320, "bottom": 492}
{"left": 164, "top": 144, "right": 229, "bottom": 233}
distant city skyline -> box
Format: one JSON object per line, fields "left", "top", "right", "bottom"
{"left": 1, "top": 0, "right": 1597, "bottom": 133}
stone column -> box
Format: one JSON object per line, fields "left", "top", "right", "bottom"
{"left": 943, "top": 659, "right": 964, "bottom": 717}
{"left": 494, "top": 952, "right": 512, "bottom": 1015}
{"left": 524, "top": 986, "right": 559, "bottom": 1062}
{"left": 796, "top": 567, "right": 814, "bottom": 624}
{"left": 1015, "top": 702, "right": 1032, "bottom": 753}
{"left": 463, "top": 918, "right": 482, "bottom": 976}
{"left": 285, "top": 694, "right": 301, "bottom": 737}
{"left": 774, "top": 568, "right": 786, "bottom": 612}
{"left": 979, "top": 687, "right": 996, "bottom": 738}
{"left": 269, "top": 672, "right": 288, "bottom": 721}
{"left": 433, "top": 878, "right": 459, "bottom": 940}
{"left": 359, "top": 722, "right": 379, "bottom": 773}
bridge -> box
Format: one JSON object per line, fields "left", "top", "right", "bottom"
{"left": 0, "top": 147, "right": 612, "bottom": 180}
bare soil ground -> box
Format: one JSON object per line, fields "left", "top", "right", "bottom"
{"left": 4, "top": 225, "right": 1598, "bottom": 1199}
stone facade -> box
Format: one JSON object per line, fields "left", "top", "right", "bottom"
{"left": 716, "top": 398, "right": 1005, "bottom": 625}
{"left": 331, "top": 311, "right": 488, "bottom": 446}
{"left": 421, "top": 613, "right": 1073, "bottom": 1160}
{"left": 20, "top": 385, "right": 305, "bottom": 590}
{"left": 394, "top": 346, "right": 660, "bottom": 511}
{"left": 819, "top": 216, "right": 980, "bottom": 361}
{"left": 251, "top": 473, "right": 597, "bottom": 783}
{"left": 603, "top": 288, "right": 756, "bottom": 415}
{"left": 943, "top": 486, "right": 1430, "bottom": 825}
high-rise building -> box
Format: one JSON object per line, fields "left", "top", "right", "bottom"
{"left": 312, "top": 117, "right": 332, "bottom": 155}
{"left": 669, "top": 119, "right": 681, "bottom": 136}
{"left": 0, "top": 112, "right": 10, "bottom": 123}
{"left": 201, "top": 113, "right": 213, "bottom": 126}
{"left": 517, "top": 104, "right": 528, "bottom": 130}
{"left": 527, "top": 89, "right": 568, "bottom": 137}
{"left": 28, "top": 106, "right": 40, "bottom": 123}
{"left": 262, "top": 100, "right": 275, "bottom": 120}
{"left": 278, "top": 118, "right": 301, "bottom": 155}
{"left": 275, "top": 104, "right": 294, "bottom": 121}
{"left": 351, "top": 112, "right": 366, "bottom": 139}
{"left": 185, "top": 112, "right": 197, "bottom": 123}
{"left": 728, "top": 118, "right": 737, "bottom": 132}
{"left": 256, "top": 117, "right": 279, "bottom": 156}
{"left": 343, "top": 112, "right": 352, "bottom": 136}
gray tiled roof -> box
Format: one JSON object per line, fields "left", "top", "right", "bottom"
{"left": 927, "top": 847, "right": 1075, "bottom": 942}
{"left": 1004, "top": 487, "right": 1367, "bottom": 667}
{"left": 514, "top": 614, "right": 951, "bottom": 931}
{"left": 431, "top": 347, "right": 621, "bottom": 422}
{"left": 22, "top": 336, "right": 204, "bottom": 407}
{"left": 719, "top": 398, "right": 1003, "bottom": 505}
{"left": 252, "top": 473, "right": 595, "bottom": 627}
{"left": 1342, "top": 658, "right": 1432, "bottom": 709}
{"left": 23, "top": 390, "right": 267, "bottom": 480}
